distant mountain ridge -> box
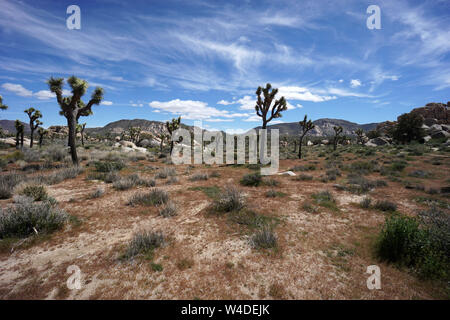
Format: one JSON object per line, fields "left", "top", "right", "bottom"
{"left": 256, "top": 118, "right": 378, "bottom": 136}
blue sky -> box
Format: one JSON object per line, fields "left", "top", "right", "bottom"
{"left": 0, "top": 0, "right": 449, "bottom": 133}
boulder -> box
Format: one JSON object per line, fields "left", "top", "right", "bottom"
{"left": 441, "top": 124, "right": 450, "bottom": 132}
{"left": 307, "top": 140, "right": 313, "bottom": 146}
{"left": 430, "top": 130, "right": 450, "bottom": 139}
{"left": 410, "top": 102, "right": 450, "bottom": 124}
{"left": 423, "top": 135, "right": 432, "bottom": 142}
{"left": 423, "top": 118, "right": 439, "bottom": 126}
{"left": 119, "top": 140, "right": 137, "bottom": 148}
{"left": 428, "top": 124, "right": 443, "bottom": 133}
{"left": 366, "top": 137, "right": 390, "bottom": 146}
{"left": 321, "top": 139, "right": 329, "bottom": 145}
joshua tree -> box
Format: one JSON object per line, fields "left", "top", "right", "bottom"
{"left": 355, "top": 128, "right": 364, "bottom": 144}
{"left": 158, "top": 133, "right": 169, "bottom": 152}
{"left": 76, "top": 122, "right": 86, "bottom": 146}
{"left": 24, "top": 108, "right": 42, "bottom": 148}
{"left": 298, "top": 115, "right": 315, "bottom": 159}
{"left": 0, "top": 95, "right": 8, "bottom": 110}
{"left": 332, "top": 126, "right": 343, "bottom": 151}
{"left": 14, "top": 120, "right": 24, "bottom": 149}
{"left": 47, "top": 76, "right": 104, "bottom": 164}
{"left": 38, "top": 127, "right": 47, "bottom": 148}
{"left": 255, "top": 83, "right": 287, "bottom": 129}
{"left": 129, "top": 126, "right": 142, "bottom": 144}
{"left": 166, "top": 117, "right": 181, "bottom": 154}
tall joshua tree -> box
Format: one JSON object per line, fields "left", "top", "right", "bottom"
{"left": 166, "top": 117, "right": 181, "bottom": 154}
{"left": 76, "top": 122, "right": 86, "bottom": 146}
{"left": 47, "top": 76, "right": 104, "bottom": 164}
{"left": 24, "top": 108, "right": 42, "bottom": 148}
{"left": 332, "top": 126, "right": 343, "bottom": 151}
{"left": 255, "top": 83, "right": 287, "bottom": 129}
{"left": 158, "top": 133, "right": 169, "bottom": 152}
{"left": 38, "top": 127, "right": 47, "bottom": 148}
{"left": 298, "top": 115, "right": 315, "bottom": 159}
{"left": 0, "top": 95, "right": 8, "bottom": 110}
{"left": 14, "top": 120, "right": 24, "bottom": 149}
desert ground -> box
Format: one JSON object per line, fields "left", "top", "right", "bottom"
{"left": 0, "top": 142, "right": 449, "bottom": 300}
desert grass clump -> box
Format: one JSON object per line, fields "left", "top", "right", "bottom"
{"left": 240, "top": 172, "right": 262, "bottom": 187}
{"left": 88, "top": 187, "right": 104, "bottom": 199}
{"left": 155, "top": 167, "right": 176, "bottom": 179}
{"left": 189, "top": 173, "right": 208, "bottom": 181}
{"left": 123, "top": 230, "right": 165, "bottom": 260}
{"left": 374, "top": 200, "right": 397, "bottom": 212}
{"left": 159, "top": 201, "right": 177, "bottom": 217}
{"left": 263, "top": 178, "right": 280, "bottom": 186}
{"left": 295, "top": 174, "right": 313, "bottom": 181}
{"left": 265, "top": 189, "right": 286, "bottom": 198}
{"left": 0, "top": 197, "right": 68, "bottom": 238}
{"left": 290, "top": 164, "right": 316, "bottom": 172}
{"left": 302, "top": 201, "right": 318, "bottom": 213}
{"left": 346, "top": 173, "right": 375, "bottom": 194}
{"left": 213, "top": 186, "right": 245, "bottom": 213}
{"left": 311, "top": 190, "right": 339, "bottom": 211}
{"left": 210, "top": 171, "right": 221, "bottom": 178}
{"left": 127, "top": 188, "right": 169, "bottom": 207}
{"left": 251, "top": 227, "right": 277, "bottom": 249}
{"left": 44, "top": 146, "right": 67, "bottom": 162}
{"left": 23, "top": 149, "right": 41, "bottom": 163}
{"left": 360, "top": 197, "right": 372, "bottom": 209}
{"left": 0, "top": 172, "right": 25, "bottom": 199}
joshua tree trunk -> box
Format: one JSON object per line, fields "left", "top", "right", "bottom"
{"left": 15, "top": 132, "right": 20, "bottom": 149}
{"left": 20, "top": 132, "right": 24, "bottom": 148}
{"left": 67, "top": 113, "right": 78, "bottom": 164}
{"left": 30, "top": 128, "right": 35, "bottom": 148}
{"left": 39, "top": 135, "right": 44, "bottom": 148}
{"left": 293, "top": 140, "right": 297, "bottom": 153}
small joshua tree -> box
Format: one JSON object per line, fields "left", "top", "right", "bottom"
{"left": 298, "top": 115, "right": 315, "bottom": 159}
{"left": 355, "top": 128, "right": 364, "bottom": 144}
{"left": 158, "top": 133, "right": 169, "bottom": 152}
{"left": 24, "top": 108, "right": 42, "bottom": 148}
{"left": 47, "top": 76, "right": 104, "bottom": 164}
{"left": 166, "top": 117, "right": 181, "bottom": 154}
{"left": 14, "top": 120, "right": 24, "bottom": 149}
{"left": 255, "top": 83, "right": 287, "bottom": 129}
{"left": 76, "top": 123, "right": 86, "bottom": 146}
{"left": 332, "top": 126, "right": 343, "bottom": 151}
{"left": 38, "top": 127, "right": 47, "bottom": 148}
{"left": 129, "top": 126, "right": 142, "bottom": 144}
{"left": 0, "top": 95, "right": 8, "bottom": 110}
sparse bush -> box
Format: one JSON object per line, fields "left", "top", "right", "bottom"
{"left": 155, "top": 167, "right": 176, "bottom": 179}
{"left": 290, "top": 164, "right": 316, "bottom": 172}
{"left": 251, "top": 227, "right": 277, "bottom": 249}
{"left": 213, "top": 186, "right": 245, "bottom": 212}
{"left": 240, "top": 172, "right": 262, "bottom": 187}
{"left": 0, "top": 172, "right": 24, "bottom": 199}
{"left": 374, "top": 200, "right": 397, "bottom": 212}
{"left": 264, "top": 178, "right": 279, "bottom": 186}
{"left": 302, "top": 202, "right": 318, "bottom": 213}
{"left": 159, "top": 201, "right": 177, "bottom": 217}
{"left": 0, "top": 197, "right": 68, "bottom": 238}
{"left": 418, "top": 206, "right": 450, "bottom": 258}
{"left": 408, "top": 170, "right": 431, "bottom": 179}
{"left": 189, "top": 173, "right": 208, "bottom": 181}
{"left": 295, "top": 174, "right": 313, "bottom": 181}
{"left": 265, "top": 189, "right": 285, "bottom": 198}
{"left": 210, "top": 171, "right": 221, "bottom": 178}
{"left": 346, "top": 174, "right": 375, "bottom": 194}
{"left": 45, "top": 146, "right": 66, "bottom": 162}
{"left": 123, "top": 230, "right": 164, "bottom": 260}
{"left": 391, "top": 161, "right": 407, "bottom": 172}
{"left": 127, "top": 188, "right": 169, "bottom": 207}
{"left": 23, "top": 149, "right": 41, "bottom": 162}
{"left": 360, "top": 197, "right": 372, "bottom": 209}
{"left": 311, "top": 190, "right": 339, "bottom": 211}
{"left": 166, "top": 176, "right": 178, "bottom": 184}
{"left": 88, "top": 187, "right": 104, "bottom": 199}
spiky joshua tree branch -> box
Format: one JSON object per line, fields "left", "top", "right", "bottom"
{"left": 255, "top": 83, "right": 287, "bottom": 129}
{"left": 298, "top": 115, "right": 315, "bottom": 159}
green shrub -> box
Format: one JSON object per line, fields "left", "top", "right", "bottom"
{"left": 0, "top": 172, "right": 24, "bottom": 199}
{"left": 19, "top": 184, "right": 48, "bottom": 201}
{"left": 94, "top": 160, "right": 125, "bottom": 172}
{"left": 360, "top": 197, "right": 372, "bottom": 209}
{"left": 311, "top": 190, "right": 339, "bottom": 211}
{"left": 240, "top": 172, "right": 262, "bottom": 187}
